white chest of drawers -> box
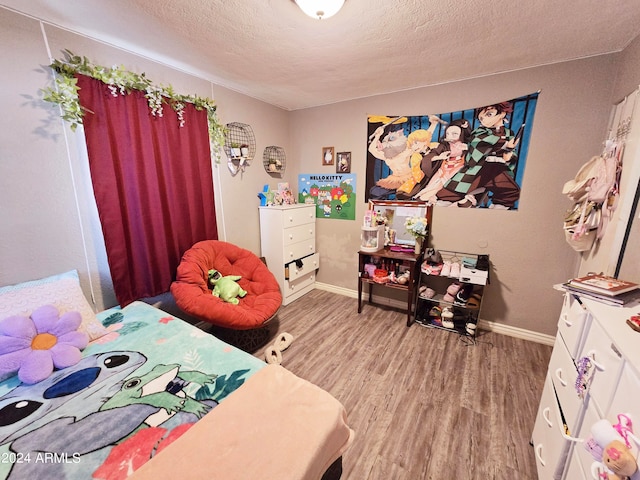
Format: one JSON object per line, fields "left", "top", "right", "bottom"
{"left": 259, "top": 204, "right": 319, "bottom": 306}
{"left": 532, "top": 291, "right": 640, "bottom": 480}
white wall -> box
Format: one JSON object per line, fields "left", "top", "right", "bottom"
{"left": 579, "top": 34, "right": 640, "bottom": 282}
{"left": 2, "top": 6, "right": 639, "bottom": 338}
{"left": 0, "top": 7, "right": 291, "bottom": 311}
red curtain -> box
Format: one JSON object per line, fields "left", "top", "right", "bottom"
{"left": 76, "top": 74, "right": 218, "bottom": 306}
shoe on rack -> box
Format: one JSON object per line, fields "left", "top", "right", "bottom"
{"left": 476, "top": 255, "right": 490, "bottom": 271}
{"left": 429, "top": 264, "right": 443, "bottom": 275}
{"left": 454, "top": 284, "right": 474, "bottom": 306}
{"left": 443, "top": 282, "right": 461, "bottom": 303}
{"left": 466, "top": 293, "right": 482, "bottom": 309}
{"left": 421, "top": 261, "right": 443, "bottom": 275}
{"left": 441, "top": 307, "right": 454, "bottom": 329}
{"left": 428, "top": 306, "right": 442, "bottom": 326}
{"left": 449, "top": 262, "right": 461, "bottom": 278}
{"left": 452, "top": 311, "right": 467, "bottom": 330}
{"left": 465, "top": 321, "right": 477, "bottom": 336}
{"left": 420, "top": 287, "right": 436, "bottom": 299}
{"left": 461, "top": 256, "right": 477, "bottom": 268}
{"left": 440, "top": 260, "right": 451, "bottom": 276}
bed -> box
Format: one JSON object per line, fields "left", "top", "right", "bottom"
{"left": 0, "top": 272, "right": 353, "bottom": 480}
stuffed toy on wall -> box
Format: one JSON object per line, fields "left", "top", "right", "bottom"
{"left": 208, "top": 269, "right": 247, "bottom": 305}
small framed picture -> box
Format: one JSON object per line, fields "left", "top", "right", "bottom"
{"left": 336, "top": 151, "right": 351, "bottom": 173}
{"left": 322, "top": 146, "right": 335, "bottom": 166}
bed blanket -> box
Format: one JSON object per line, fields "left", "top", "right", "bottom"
{"left": 0, "top": 301, "right": 265, "bottom": 479}
{"left": 130, "top": 364, "right": 355, "bottom": 480}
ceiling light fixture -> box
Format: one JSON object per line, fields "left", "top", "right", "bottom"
{"left": 295, "top": 0, "right": 345, "bottom": 20}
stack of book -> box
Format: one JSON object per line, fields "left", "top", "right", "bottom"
{"left": 563, "top": 273, "right": 640, "bottom": 306}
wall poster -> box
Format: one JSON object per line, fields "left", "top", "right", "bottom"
{"left": 366, "top": 92, "right": 539, "bottom": 210}
{"left": 298, "top": 174, "right": 356, "bottom": 220}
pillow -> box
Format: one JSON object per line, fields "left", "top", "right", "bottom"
{"left": 0, "top": 270, "right": 108, "bottom": 341}
{"left": 0, "top": 304, "right": 89, "bottom": 384}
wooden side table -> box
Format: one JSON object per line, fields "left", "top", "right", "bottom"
{"left": 357, "top": 248, "right": 421, "bottom": 325}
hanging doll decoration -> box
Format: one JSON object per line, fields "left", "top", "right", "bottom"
{"left": 584, "top": 415, "right": 639, "bottom": 480}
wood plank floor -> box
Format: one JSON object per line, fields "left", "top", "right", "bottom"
{"left": 253, "top": 289, "right": 552, "bottom": 480}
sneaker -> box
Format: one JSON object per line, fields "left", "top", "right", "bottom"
{"left": 441, "top": 307, "right": 454, "bottom": 329}
{"left": 428, "top": 306, "right": 442, "bottom": 325}
{"left": 443, "top": 282, "right": 461, "bottom": 302}
{"left": 466, "top": 293, "right": 482, "bottom": 309}
{"left": 465, "top": 321, "right": 477, "bottom": 336}
{"left": 449, "top": 262, "right": 461, "bottom": 278}
{"left": 454, "top": 284, "right": 474, "bottom": 306}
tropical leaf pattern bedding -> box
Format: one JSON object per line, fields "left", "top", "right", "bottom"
{"left": 0, "top": 301, "right": 265, "bottom": 479}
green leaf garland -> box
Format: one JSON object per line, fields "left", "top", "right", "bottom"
{"left": 41, "top": 50, "right": 225, "bottom": 162}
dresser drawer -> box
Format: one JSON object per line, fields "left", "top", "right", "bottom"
{"left": 558, "top": 293, "right": 590, "bottom": 360}
{"left": 284, "top": 239, "right": 316, "bottom": 263}
{"left": 532, "top": 375, "right": 572, "bottom": 479}
{"left": 606, "top": 363, "right": 640, "bottom": 448}
{"left": 578, "top": 319, "right": 625, "bottom": 417}
{"left": 548, "top": 335, "right": 583, "bottom": 432}
{"left": 288, "top": 253, "right": 319, "bottom": 281}
{"left": 283, "top": 222, "right": 316, "bottom": 246}
{"left": 284, "top": 270, "right": 315, "bottom": 297}
{"left": 563, "top": 446, "right": 588, "bottom": 480}
{"left": 281, "top": 206, "right": 315, "bottom": 228}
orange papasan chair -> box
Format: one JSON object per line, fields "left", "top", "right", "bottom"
{"left": 171, "top": 240, "right": 282, "bottom": 330}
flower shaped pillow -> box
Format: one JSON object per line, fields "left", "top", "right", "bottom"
{"left": 0, "top": 304, "right": 89, "bottom": 384}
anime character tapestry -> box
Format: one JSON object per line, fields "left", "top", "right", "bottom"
{"left": 366, "top": 92, "right": 539, "bottom": 209}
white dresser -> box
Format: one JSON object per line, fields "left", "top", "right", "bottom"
{"left": 532, "top": 291, "right": 640, "bottom": 479}
{"left": 259, "top": 204, "right": 319, "bottom": 306}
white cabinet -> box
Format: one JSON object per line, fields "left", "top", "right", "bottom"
{"left": 259, "top": 204, "right": 319, "bottom": 306}
{"left": 532, "top": 292, "right": 640, "bottom": 480}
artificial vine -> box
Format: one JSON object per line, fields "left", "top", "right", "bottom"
{"left": 41, "top": 50, "right": 225, "bottom": 162}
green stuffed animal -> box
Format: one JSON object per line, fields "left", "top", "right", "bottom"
{"left": 208, "top": 269, "right": 247, "bottom": 305}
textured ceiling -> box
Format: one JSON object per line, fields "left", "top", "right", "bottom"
{"left": 3, "top": 0, "right": 640, "bottom": 110}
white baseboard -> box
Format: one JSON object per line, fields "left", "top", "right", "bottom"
{"left": 313, "top": 282, "right": 555, "bottom": 346}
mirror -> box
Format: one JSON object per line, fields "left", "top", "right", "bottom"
{"left": 368, "top": 200, "right": 431, "bottom": 246}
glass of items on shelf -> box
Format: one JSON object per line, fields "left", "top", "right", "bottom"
{"left": 360, "top": 209, "right": 388, "bottom": 252}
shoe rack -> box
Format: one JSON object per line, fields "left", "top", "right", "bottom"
{"left": 412, "top": 250, "right": 490, "bottom": 340}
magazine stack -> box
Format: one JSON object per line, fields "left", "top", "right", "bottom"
{"left": 563, "top": 273, "right": 640, "bottom": 307}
